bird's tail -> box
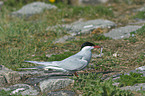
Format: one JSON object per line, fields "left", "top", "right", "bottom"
{"left": 19, "top": 61, "right": 66, "bottom": 71}
{"left": 18, "top": 66, "right": 45, "bottom": 70}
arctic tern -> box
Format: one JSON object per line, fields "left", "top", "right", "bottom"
{"left": 20, "top": 42, "right": 102, "bottom": 77}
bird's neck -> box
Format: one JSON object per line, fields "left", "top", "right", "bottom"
{"left": 79, "top": 50, "right": 92, "bottom": 62}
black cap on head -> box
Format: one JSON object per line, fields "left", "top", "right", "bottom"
{"left": 80, "top": 42, "right": 95, "bottom": 50}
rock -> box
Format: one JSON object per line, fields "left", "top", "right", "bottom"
{"left": 55, "top": 35, "right": 75, "bottom": 43}
{"left": 11, "top": 2, "right": 57, "bottom": 17}
{"left": 0, "top": 75, "right": 6, "bottom": 87}
{"left": 39, "top": 77, "right": 74, "bottom": 93}
{"left": 104, "top": 25, "right": 142, "bottom": 39}
{"left": 47, "top": 90, "right": 75, "bottom": 96}
{"left": 136, "top": 6, "right": 145, "bottom": 12}
{"left": 18, "top": 70, "right": 46, "bottom": 79}
{"left": 0, "top": 65, "right": 21, "bottom": 86}
{"left": 136, "top": 66, "right": 145, "bottom": 71}
{"left": 130, "top": 68, "right": 145, "bottom": 77}
{"left": 70, "top": 0, "right": 108, "bottom": 5}
{"left": 120, "top": 83, "right": 145, "bottom": 91}
{"left": 0, "top": 1, "right": 3, "bottom": 9}
{"left": 2, "top": 84, "right": 39, "bottom": 95}
{"left": 47, "top": 19, "right": 116, "bottom": 43}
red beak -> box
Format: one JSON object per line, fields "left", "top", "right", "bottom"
{"left": 94, "top": 45, "right": 101, "bottom": 48}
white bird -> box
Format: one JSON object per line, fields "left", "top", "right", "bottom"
{"left": 20, "top": 42, "right": 102, "bottom": 77}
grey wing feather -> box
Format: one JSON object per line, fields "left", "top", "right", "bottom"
{"left": 25, "top": 61, "right": 59, "bottom": 66}
{"left": 59, "top": 56, "right": 88, "bottom": 71}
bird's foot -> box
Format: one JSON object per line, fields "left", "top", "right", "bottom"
{"left": 74, "top": 72, "right": 79, "bottom": 77}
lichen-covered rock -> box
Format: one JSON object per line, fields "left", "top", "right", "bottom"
{"left": 11, "top": 2, "right": 57, "bottom": 17}
{"left": 104, "top": 25, "right": 142, "bottom": 39}
{"left": 39, "top": 77, "right": 74, "bottom": 93}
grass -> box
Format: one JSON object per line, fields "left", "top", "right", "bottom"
{"left": 73, "top": 73, "right": 133, "bottom": 96}
{"left": 116, "top": 72, "right": 145, "bottom": 86}
{"left": 0, "top": 89, "right": 22, "bottom": 96}
{"left": 1, "top": 0, "right": 145, "bottom": 95}
{"left": 133, "top": 11, "right": 145, "bottom": 19}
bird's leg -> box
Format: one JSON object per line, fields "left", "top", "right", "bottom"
{"left": 74, "top": 72, "right": 79, "bottom": 77}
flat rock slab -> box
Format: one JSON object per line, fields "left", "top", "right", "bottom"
{"left": 121, "top": 83, "right": 145, "bottom": 91}
{"left": 11, "top": 2, "right": 57, "bottom": 17}
{"left": 39, "top": 77, "right": 74, "bottom": 93}
{"left": 48, "top": 19, "right": 116, "bottom": 43}
{"left": 104, "top": 25, "right": 142, "bottom": 39}
{"left": 47, "top": 90, "right": 75, "bottom": 96}
{"left": 1, "top": 84, "right": 39, "bottom": 95}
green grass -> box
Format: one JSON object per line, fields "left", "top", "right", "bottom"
{"left": 133, "top": 11, "right": 145, "bottom": 19}
{"left": 116, "top": 72, "right": 145, "bottom": 86}
{"left": 73, "top": 73, "right": 133, "bottom": 96}
{"left": 0, "top": 89, "right": 23, "bottom": 96}
{"left": 1, "top": 1, "right": 145, "bottom": 95}
{"left": 0, "top": 1, "right": 114, "bottom": 70}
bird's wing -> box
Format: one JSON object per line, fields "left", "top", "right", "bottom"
{"left": 20, "top": 61, "right": 66, "bottom": 71}
{"left": 25, "top": 61, "right": 59, "bottom": 66}
{"left": 59, "top": 55, "right": 88, "bottom": 71}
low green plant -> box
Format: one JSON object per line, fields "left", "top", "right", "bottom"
{"left": 73, "top": 73, "right": 133, "bottom": 96}
{"left": 136, "top": 25, "right": 145, "bottom": 37}
{"left": 133, "top": 11, "right": 145, "bottom": 19}
{"left": 116, "top": 72, "right": 145, "bottom": 86}
{"left": 0, "top": 89, "right": 22, "bottom": 96}
{"left": 93, "top": 34, "right": 111, "bottom": 41}
{"left": 32, "top": 52, "right": 74, "bottom": 61}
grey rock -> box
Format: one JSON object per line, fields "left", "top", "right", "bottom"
{"left": 136, "top": 66, "right": 145, "bottom": 71}
{"left": 48, "top": 19, "right": 116, "bottom": 43}
{"left": 121, "top": 83, "right": 145, "bottom": 91}
{"left": 2, "top": 84, "right": 39, "bottom": 95}
{"left": 104, "top": 25, "right": 142, "bottom": 39}
{"left": 0, "top": 1, "right": 3, "bottom": 9}
{"left": 130, "top": 69, "right": 145, "bottom": 77}
{"left": 11, "top": 2, "right": 57, "bottom": 17}
{"left": 0, "top": 75, "right": 6, "bottom": 87}
{"left": 0, "top": 65, "right": 21, "bottom": 86}
{"left": 24, "top": 71, "right": 72, "bottom": 85}
{"left": 136, "top": 6, "right": 145, "bottom": 12}
{"left": 47, "top": 90, "right": 75, "bottom": 96}
{"left": 39, "top": 77, "right": 74, "bottom": 92}
{"left": 18, "top": 70, "right": 46, "bottom": 79}
{"left": 55, "top": 35, "right": 75, "bottom": 43}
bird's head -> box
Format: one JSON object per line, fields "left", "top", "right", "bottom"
{"left": 80, "top": 42, "right": 101, "bottom": 51}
